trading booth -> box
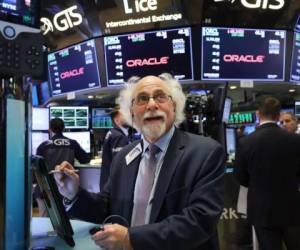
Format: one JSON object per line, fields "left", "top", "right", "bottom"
{"left": 1, "top": 0, "right": 300, "bottom": 249}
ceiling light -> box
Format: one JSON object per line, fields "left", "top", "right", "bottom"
{"left": 88, "top": 95, "right": 94, "bottom": 99}
{"left": 289, "top": 89, "right": 296, "bottom": 93}
{"left": 229, "top": 85, "right": 237, "bottom": 90}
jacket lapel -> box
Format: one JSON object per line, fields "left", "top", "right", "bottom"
{"left": 120, "top": 141, "right": 142, "bottom": 222}
{"left": 149, "top": 129, "right": 185, "bottom": 223}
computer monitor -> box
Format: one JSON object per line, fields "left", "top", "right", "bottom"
{"left": 32, "top": 107, "right": 49, "bottom": 131}
{"left": 104, "top": 27, "right": 194, "bottom": 86}
{"left": 225, "top": 127, "right": 236, "bottom": 157}
{"left": 201, "top": 27, "right": 286, "bottom": 81}
{"left": 244, "top": 124, "right": 256, "bottom": 135}
{"left": 92, "top": 108, "right": 113, "bottom": 129}
{"left": 222, "top": 98, "right": 232, "bottom": 123}
{"left": 49, "top": 106, "right": 89, "bottom": 129}
{"left": 31, "top": 156, "right": 75, "bottom": 247}
{"left": 48, "top": 39, "right": 101, "bottom": 96}
{"left": 32, "top": 85, "right": 39, "bottom": 107}
{"left": 32, "top": 132, "right": 49, "bottom": 155}
{"left": 295, "top": 101, "right": 300, "bottom": 117}
{"left": 0, "top": 0, "right": 40, "bottom": 28}
{"left": 63, "top": 131, "right": 91, "bottom": 153}
{"left": 289, "top": 32, "right": 300, "bottom": 83}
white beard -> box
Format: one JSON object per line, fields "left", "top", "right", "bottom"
{"left": 141, "top": 111, "right": 167, "bottom": 141}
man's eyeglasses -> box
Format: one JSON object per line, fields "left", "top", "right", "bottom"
{"left": 132, "top": 92, "right": 172, "bottom": 106}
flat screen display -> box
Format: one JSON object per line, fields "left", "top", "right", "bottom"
{"left": 92, "top": 108, "right": 113, "bottom": 129}
{"left": 48, "top": 39, "right": 101, "bottom": 96}
{"left": 40, "top": 81, "right": 51, "bottom": 105}
{"left": 226, "top": 128, "right": 236, "bottom": 156}
{"left": 32, "top": 85, "right": 38, "bottom": 106}
{"left": 0, "top": 0, "right": 40, "bottom": 28}
{"left": 295, "top": 101, "right": 300, "bottom": 117}
{"left": 32, "top": 156, "right": 75, "bottom": 247}
{"left": 244, "top": 124, "right": 256, "bottom": 135}
{"left": 63, "top": 131, "right": 91, "bottom": 153}
{"left": 290, "top": 32, "right": 300, "bottom": 83}
{"left": 32, "top": 132, "right": 49, "bottom": 155}
{"left": 228, "top": 112, "right": 256, "bottom": 125}
{"left": 104, "top": 27, "right": 193, "bottom": 85}
{"left": 32, "top": 107, "right": 49, "bottom": 130}
{"left": 222, "top": 97, "right": 232, "bottom": 123}
{"left": 49, "top": 106, "right": 89, "bottom": 129}
{"left": 201, "top": 27, "right": 286, "bottom": 81}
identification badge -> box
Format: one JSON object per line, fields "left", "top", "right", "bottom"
{"left": 125, "top": 143, "right": 142, "bottom": 165}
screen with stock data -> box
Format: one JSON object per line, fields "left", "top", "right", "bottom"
{"left": 104, "top": 28, "right": 193, "bottom": 86}
{"left": 201, "top": 27, "right": 286, "bottom": 81}
{"left": 48, "top": 39, "right": 101, "bottom": 96}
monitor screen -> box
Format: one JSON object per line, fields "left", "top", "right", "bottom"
{"left": 49, "top": 106, "right": 89, "bottom": 129}
{"left": 48, "top": 39, "right": 101, "bottom": 96}
{"left": 39, "top": 81, "right": 51, "bottom": 105}
{"left": 92, "top": 108, "right": 113, "bottom": 129}
{"left": 244, "top": 124, "right": 256, "bottom": 135}
{"left": 295, "top": 101, "right": 300, "bottom": 117}
{"left": 32, "top": 132, "right": 49, "bottom": 155}
{"left": 32, "top": 107, "right": 49, "bottom": 130}
{"left": 228, "top": 112, "right": 256, "bottom": 125}
{"left": 32, "top": 85, "right": 39, "bottom": 106}
{"left": 222, "top": 98, "right": 232, "bottom": 123}
{"left": 0, "top": 0, "right": 40, "bottom": 28}
{"left": 63, "top": 131, "right": 91, "bottom": 153}
{"left": 201, "top": 27, "right": 286, "bottom": 81}
{"left": 104, "top": 27, "right": 193, "bottom": 86}
{"left": 290, "top": 32, "right": 300, "bottom": 83}
{"left": 226, "top": 128, "right": 236, "bottom": 156}
{"left": 32, "top": 156, "right": 75, "bottom": 247}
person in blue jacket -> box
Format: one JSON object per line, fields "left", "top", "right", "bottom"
{"left": 100, "top": 106, "right": 131, "bottom": 190}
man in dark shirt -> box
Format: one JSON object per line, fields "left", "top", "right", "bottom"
{"left": 34, "top": 118, "right": 90, "bottom": 216}
{"left": 100, "top": 106, "right": 130, "bottom": 190}
{"left": 36, "top": 118, "right": 91, "bottom": 169}
{"left": 235, "top": 97, "right": 300, "bottom": 250}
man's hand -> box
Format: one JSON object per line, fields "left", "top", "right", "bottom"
{"left": 53, "top": 161, "right": 79, "bottom": 200}
{"left": 91, "top": 224, "right": 133, "bottom": 250}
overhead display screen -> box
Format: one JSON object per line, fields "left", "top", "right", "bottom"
{"left": 290, "top": 32, "right": 300, "bottom": 83}
{"left": 201, "top": 27, "right": 286, "bottom": 81}
{"left": 48, "top": 39, "right": 101, "bottom": 96}
{"left": 104, "top": 27, "right": 193, "bottom": 86}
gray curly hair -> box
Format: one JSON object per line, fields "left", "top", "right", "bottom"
{"left": 117, "top": 73, "right": 186, "bottom": 129}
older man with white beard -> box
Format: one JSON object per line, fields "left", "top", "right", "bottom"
{"left": 54, "top": 73, "right": 225, "bottom": 250}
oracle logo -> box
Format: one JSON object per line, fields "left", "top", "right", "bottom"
{"left": 223, "top": 54, "right": 265, "bottom": 63}
{"left": 126, "top": 56, "right": 169, "bottom": 67}
{"left": 60, "top": 67, "right": 84, "bottom": 79}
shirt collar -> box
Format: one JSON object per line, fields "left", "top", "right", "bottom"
{"left": 142, "top": 126, "right": 175, "bottom": 153}
{"left": 259, "top": 120, "right": 277, "bottom": 126}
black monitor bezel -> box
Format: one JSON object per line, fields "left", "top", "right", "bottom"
{"left": 32, "top": 156, "right": 75, "bottom": 247}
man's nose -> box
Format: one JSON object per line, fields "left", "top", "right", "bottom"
{"left": 146, "top": 97, "right": 158, "bottom": 109}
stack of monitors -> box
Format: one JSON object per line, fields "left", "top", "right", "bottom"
{"left": 104, "top": 27, "right": 194, "bottom": 86}
{"left": 49, "top": 106, "right": 89, "bottom": 129}
{"left": 201, "top": 27, "right": 286, "bottom": 81}
{"left": 48, "top": 39, "right": 101, "bottom": 96}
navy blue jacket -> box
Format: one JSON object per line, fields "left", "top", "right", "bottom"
{"left": 100, "top": 126, "right": 130, "bottom": 190}
{"left": 68, "top": 129, "right": 225, "bottom": 250}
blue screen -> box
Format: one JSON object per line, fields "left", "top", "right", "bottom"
{"left": 32, "top": 85, "right": 38, "bottom": 106}
{"left": 48, "top": 39, "right": 101, "bottom": 96}
{"left": 201, "top": 27, "right": 286, "bottom": 81}
{"left": 40, "top": 81, "right": 50, "bottom": 105}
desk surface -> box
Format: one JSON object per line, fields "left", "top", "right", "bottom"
{"left": 31, "top": 217, "right": 102, "bottom": 250}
